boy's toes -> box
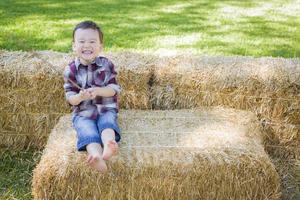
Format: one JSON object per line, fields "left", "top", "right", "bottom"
{"left": 102, "top": 140, "right": 118, "bottom": 160}
{"left": 87, "top": 155, "right": 93, "bottom": 164}
{"left": 98, "top": 161, "right": 108, "bottom": 173}
{"left": 87, "top": 154, "right": 100, "bottom": 165}
{"left": 108, "top": 140, "right": 118, "bottom": 155}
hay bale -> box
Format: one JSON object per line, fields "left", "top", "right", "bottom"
{"left": 0, "top": 113, "right": 62, "bottom": 150}
{"left": 152, "top": 55, "right": 300, "bottom": 157}
{"left": 0, "top": 51, "right": 72, "bottom": 150}
{"left": 0, "top": 50, "right": 153, "bottom": 110}
{"left": 105, "top": 52, "right": 155, "bottom": 109}
{"left": 0, "top": 50, "right": 153, "bottom": 150}
{"left": 32, "top": 107, "right": 280, "bottom": 200}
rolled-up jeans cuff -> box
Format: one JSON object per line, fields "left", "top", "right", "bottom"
{"left": 98, "top": 123, "right": 121, "bottom": 144}
{"left": 77, "top": 138, "right": 102, "bottom": 151}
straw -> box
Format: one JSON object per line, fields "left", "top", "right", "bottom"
{"left": 32, "top": 107, "right": 281, "bottom": 200}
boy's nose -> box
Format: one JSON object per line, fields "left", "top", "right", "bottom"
{"left": 83, "top": 43, "right": 90, "bottom": 47}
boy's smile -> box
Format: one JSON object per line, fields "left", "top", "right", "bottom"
{"left": 73, "top": 28, "right": 102, "bottom": 65}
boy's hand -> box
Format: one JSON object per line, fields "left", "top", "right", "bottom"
{"left": 79, "top": 89, "right": 93, "bottom": 101}
{"left": 87, "top": 87, "right": 102, "bottom": 99}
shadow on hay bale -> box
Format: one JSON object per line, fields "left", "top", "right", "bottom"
{"left": 32, "top": 107, "right": 281, "bottom": 200}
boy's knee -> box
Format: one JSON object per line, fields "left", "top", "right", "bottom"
{"left": 101, "top": 128, "right": 115, "bottom": 134}
{"left": 100, "top": 111, "right": 117, "bottom": 123}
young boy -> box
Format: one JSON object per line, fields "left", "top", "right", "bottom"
{"left": 63, "top": 20, "right": 121, "bottom": 173}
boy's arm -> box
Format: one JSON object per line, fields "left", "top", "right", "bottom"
{"left": 106, "top": 60, "right": 121, "bottom": 95}
{"left": 63, "top": 65, "right": 82, "bottom": 106}
{"left": 89, "top": 60, "right": 121, "bottom": 98}
{"left": 88, "top": 86, "right": 116, "bottom": 97}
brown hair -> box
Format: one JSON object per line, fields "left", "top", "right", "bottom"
{"left": 73, "top": 20, "right": 103, "bottom": 43}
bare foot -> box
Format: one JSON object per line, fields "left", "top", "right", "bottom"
{"left": 102, "top": 140, "right": 118, "bottom": 160}
{"left": 87, "top": 154, "right": 107, "bottom": 173}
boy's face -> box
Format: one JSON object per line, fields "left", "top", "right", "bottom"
{"left": 72, "top": 28, "right": 102, "bottom": 65}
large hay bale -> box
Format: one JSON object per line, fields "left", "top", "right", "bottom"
{"left": 0, "top": 50, "right": 153, "bottom": 150}
{"left": 106, "top": 52, "right": 155, "bottom": 109}
{"left": 0, "top": 113, "right": 62, "bottom": 150}
{"left": 0, "top": 51, "right": 69, "bottom": 150}
{"left": 32, "top": 107, "right": 280, "bottom": 200}
{"left": 152, "top": 55, "right": 300, "bottom": 158}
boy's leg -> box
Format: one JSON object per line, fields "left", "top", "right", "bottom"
{"left": 97, "top": 110, "right": 121, "bottom": 161}
{"left": 72, "top": 115, "right": 107, "bottom": 173}
{"left": 101, "top": 128, "right": 119, "bottom": 160}
{"left": 86, "top": 143, "right": 107, "bottom": 173}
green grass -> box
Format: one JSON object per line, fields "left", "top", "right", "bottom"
{"left": 0, "top": 150, "right": 41, "bottom": 200}
{"left": 0, "top": 0, "right": 299, "bottom": 57}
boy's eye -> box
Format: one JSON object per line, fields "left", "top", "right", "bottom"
{"left": 79, "top": 41, "right": 85, "bottom": 43}
{"left": 90, "top": 41, "right": 96, "bottom": 43}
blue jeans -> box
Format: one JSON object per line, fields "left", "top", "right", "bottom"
{"left": 72, "top": 109, "right": 121, "bottom": 151}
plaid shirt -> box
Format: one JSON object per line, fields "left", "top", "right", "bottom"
{"left": 63, "top": 56, "right": 121, "bottom": 119}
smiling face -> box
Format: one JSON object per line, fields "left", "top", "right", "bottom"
{"left": 72, "top": 28, "right": 102, "bottom": 65}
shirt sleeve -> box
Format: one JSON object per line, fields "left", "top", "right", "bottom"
{"left": 106, "top": 60, "right": 122, "bottom": 94}
{"left": 63, "top": 65, "right": 80, "bottom": 100}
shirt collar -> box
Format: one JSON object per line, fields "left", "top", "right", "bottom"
{"left": 75, "top": 57, "right": 103, "bottom": 71}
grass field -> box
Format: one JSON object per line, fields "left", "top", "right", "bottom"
{"left": 0, "top": 151, "right": 41, "bottom": 200}
{"left": 0, "top": 0, "right": 299, "bottom": 57}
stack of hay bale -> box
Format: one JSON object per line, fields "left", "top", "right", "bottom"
{"left": 1, "top": 51, "right": 298, "bottom": 156}
{"left": 0, "top": 50, "right": 299, "bottom": 199}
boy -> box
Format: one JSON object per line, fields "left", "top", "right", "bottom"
{"left": 63, "top": 21, "right": 121, "bottom": 173}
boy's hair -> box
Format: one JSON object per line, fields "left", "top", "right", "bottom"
{"left": 73, "top": 20, "right": 103, "bottom": 43}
